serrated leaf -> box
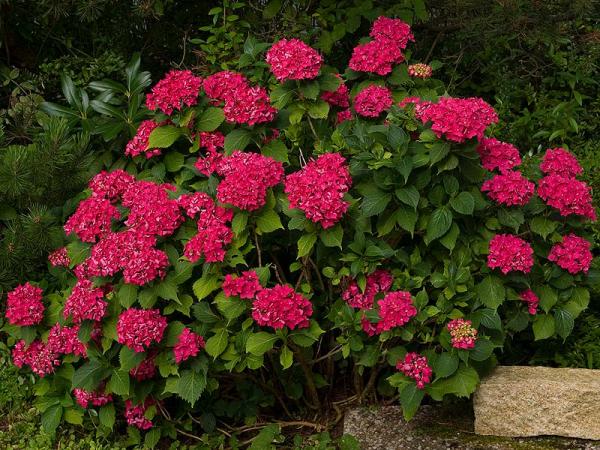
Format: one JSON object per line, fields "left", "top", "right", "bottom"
{"left": 224, "top": 129, "right": 252, "bottom": 153}
{"left": 41, "top": 404, "right": 63, "bottom": 434}
{"left": 400, "top": 383, "right": 424, "bottom": 420}
{"left": 533, "top": 314, "right": 555, "bottom": 340}
{"left": 256, "top": 209, "right": 283, "bottom": 233}
{"left": 307, "top": 100, "right": 330, "bottom": 119}
{"left": 106, "top": 370, "right": 130, "bottom": 395}
{"left": 538, "top": 285, "right": 558, "bottom": 313}
{"left": 280, "top": 345, "right": 293, "bottom": 369}
{"left": 477, "top": 276, "right": 505, "bottom": 309}
{"left": 99, "top": 404, "right": 115, "bottom": 429}
{"left": 362, "top": 189, "right": 392, "bottom": 217}
{"left": 176, "top": 369, "right": 207, "bottom": 406}
{"left": 554, "top": 309, "right": 574, "bottom": 339}
{"left": 297, "top": 233, "right": 317, "bottom": 258}
{"left": 320, "top": 224, "right": 343, "bottom": 248}
{"left": 470, "top": 339, "right": 495, "bottom": 361}
{"left": 246, "top": 332, "right": 279, "bottom": 355}
{"left": 261, "top": 140, "right": 289, "bottom": 163}
{"left": 449, "top": 192, "right": 474, "bottom": 215}
{"left": 117, "top": 284, "right": 138, "bottom": 308}
{"left": 425, "top": 207, "right": 453, "bottom": 242}
{"left": 72, "top": 360, "right": 109, "bottom": 391}
{"left": 433, "top": 353, "right": 458, "bottom": 378}
{"left": 205, "top": 328, "right": 228, "bottom": 358}
{"left": 530, "top": 216, "right": 557, "bottom": 239}
{"left": 119, "top": 346, "right": 146, "bottom": 371}
{"left": 196, "top": 107, "right": 225, "bottom": 132}
{"left": 395, "top": 186, "right": 419, "bottom": 210}
{"left": 164, "top": 152, "right": 184, "bottom": 172}
{"left": 396, "top": 206, "right": 417, "bottom": 234}
{"left": 63, "top": 408, "right": 83, "bottom": 425}
{"left": 192, "top": 275, "right": 220, "bottom": 300}
{"left": 148, "top": 125, "right": 183, "bottom": 148}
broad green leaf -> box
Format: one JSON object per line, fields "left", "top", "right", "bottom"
{"left": 533, "top": 314, "right": 555, "bottom": 340}
{"left": 396, "top": 206, "right": 417, "bottom": 235}
{"left": 176, "top": 369, "right": 207, "bottom": 406}
{"left": 117, "top": 284, "right": 138, "bottom": 308}
{"left": 106, "top": 370, "right": 130, "bottom": 395}
{"left": 72, "top": 360, "right": 109, "bottom": 391}
{"left": 433, "top": 353, "right": 458, "bottom": 378}
{"left": 538, "top": 285, "right": 557, "bottom": 313}
{"left": 246, "top": 332, "right": 279, "bottom": 355}
{"left": 196, "top": 107, "right": 225, "bottom": 132}
{"left": 320, "top": 224, "right": 343, "bottom": 248}
{"left": 554, "top": 308, "right": 574, "bottom": 339}
{"left": 297, "top": 233, "right": 317, "bottom": 258}
{"left": 41, "top": 404, "right": 63, "bottom": 434}
{"left": 362, "top": 190, "right": 392, "bottom": 217}
{"left": 476, "top": 308, "right": 502, "bottom": 330}
{"left": 280, "top": 345, "right": 293, "bottom": 369}
{"left": 530, "top": 216, "right": 557, "bottom": 239}
{"left": 395, "top": 186, "right": 420, "bottom": 210}
{"left": 99, "top": 404, "right": 115, "bottom": 429}
{"left": 215, "top": 292, "right": 247, "bottom": 320}
{"left": 224, "top": 129, "right": 252, "bottom": 153}
{"left": 564, "top": 287, "right": 590, "bottom": 318}
{"left": 477, "top": 276, "right": 505, "bottom": 309}
{"left": 307, "top": 100, "right": 330, "bottom": 119}
{"left": 144, "top": 428, "right": 161, "bottom": 449}
{"left": 425, "top": 207, "right": 452, "bottom": 242}
{"left": 63, "top": 408, "right": 83, "bottom": 425}
{"left": 164, "top": 152, "right": 184, "bottom": 172}
{"left": 192, "top": 275, "right": 220, "bottom": 300}
{"left": 400, "top": 383, "right": 424, "bottom": 420}
{"left": 470, "top": 339, "right": 495, "bottom": 361}
{"left": 148, "top": 125, "right": 183, "bottom": 148}
{"left": 256, "top": 209, "right": 283, "bottom": 234}
{"left": 119, "top": 346, "right": 146, "bottom": 371}
{"left": 449, "top": 192, "right": 474, "bottom": 215}
{"left": 205, "top": 329, "right": 229, "bottom": 358}
{"left": 261, "top": 140, "right": 289, "bottom": 163}
{"left": 428, "top": 366, "right": 479, "bottom": 400}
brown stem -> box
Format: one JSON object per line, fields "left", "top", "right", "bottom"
{"left": 359, "top": 366, "right": 381, "bottom": 403}
{"left": 290, "top": 343, "right": 321, "bottom": 409}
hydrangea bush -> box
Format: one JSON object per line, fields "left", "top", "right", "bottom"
{"left": 3, "top": 16, "right": 596, "bottom": 444}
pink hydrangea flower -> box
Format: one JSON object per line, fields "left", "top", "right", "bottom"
{"left": 266, "top": 38, "right": 323, "bottom": 81}
{"left": 146, "top": 69, "right": 202, "bottom": 115}
{"left": 73, "top": 388, "right": 113, "bottom": 409}
{"left": 47, "top": 324, "right": 87, "bottom": 357}
{"left": 64, "top": 197, "right": 120, "bottom": 243}
{"left": 540, "top": 148, "right": 583, "bottom": 178}
{"left": 88, "top": 169, "right": 135, "bottom": 202}
{"left": 252, "top": 285, "right": 313, "bottom": 330}
{"left": 396, "top": 352, "right": 432, "bottom": 389}
{"left": 223, "top": 271, "right": 263, "bottom": 299}
{"left": 354, "top": 85, "right": 393, "bottom": 117}
{"left": 342, "top": 269, "right": 393, "bottom": 310}
{"left": 321, "top": 75, "right": 350, "bottom": 108}
{"left": 216, "top": 151, "right": 284, "bottom": 211}
{"left": 369, "top": 16, "right": 414, "bottom": 49}
{"left": 375, "top": 291, "right": 417, "bottom": 333}
{"left": 173, "top": 328, "right": 205, "bottom": 364}
{"left": 12, "top": 340, "right": 59, "bottom": 377}
{"left": 537, "top": 175, "right": 596, "bottom": 221}
{"left": 337, "top": 109, "right": 353, "bottom": 124}
{"left": 63, "top": 279, "right": 107, "bottom": 323}
{"left": 5, "top": 282, "right": 44, "bottom": 326}
{"left": 447, "top": 318, "right": 478, "bottom": 349}
{"left": 285, "top": 153, "right": 352, "bottom": 228}
{"left": 477, "top": 138, "right": 521, "bottom": 173}
{"left": 481, "top": 171, "right": 535, "bottom": 206}
{"left": 408, "top": 63, "right": 433, "bottom": 79}
{"left": 349, "top": 40, "right": 404, "bottom": 76}
{"left": 203, "top": 70, "right": 249, "bottom": 102}
{"left": 520, "top": 289, "right": 539, "bottom": 315}
{"left": 548, "top": 234, "right": 593, "bottom": 274}
{"left": 223, "top": 85, "right": 277, "bottom": 125}
{"left": 417, "top": 97, "right": 498, "bottom": 143}
{"left": 487, "top": 234, "right": 534, "bottom": 274}
{"left": 117, "top": 308, "right": 167, "bottom": 352}
{"left": 48, "top": 247, "right": 70, "bottom": 267}
{"left": 125, "top": 120, "right": 161, "bottom": 159}
{"left": 130, "top": 355, "right": 156, "bottom": 381}
{"left": 125, "top": 399, "right": 154, "bottom": 430}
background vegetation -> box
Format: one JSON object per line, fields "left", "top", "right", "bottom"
{"left": 1, "top": 0, "right": 599, "bottom": 447}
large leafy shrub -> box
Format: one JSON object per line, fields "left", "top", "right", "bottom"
{"left": 3, "top": 16, "right": 596, "bottom": 446}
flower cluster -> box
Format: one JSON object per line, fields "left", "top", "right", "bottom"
{"left": 64, "top": 197, "right": 120, "bottom": 243}
{"left": 487, "top": 234, "right": 534, "bottom": 274}
{"left": 47, "top": 324, "right": 87, "bottom": 357}
{"left": 408, "top": 63, "right": 432, "bottom": 79}
{"left": 12, "top": 340, "right": 60, "bottom": 377}
{"left": 548, "top": 234, "right": 592, "bottom": 274}
{"left": 537, "top": 175, "right": 596, "bottom": 220}
{"left": 477, "top": 138, "right": 522, "bottom": 173}
{"left": 216, "top": 151, "right": 284, "bottom": 211}
{"left": 125, "top": 120, "right": 161, "bottom": 159}
{"left": 481, "top": 170, "right": 535, "bottom": 206}
{"left": 73, "top": 388, "right": 113, "bottom": 409}
{"left": 223, "top": 271, "right": 263, "bottom": 299}
{"left": 375, "top": 291, "right": 417, "bottom": 333}
{"left": 203, "top": 71, "right": 276, "bottom": 125}
{"left": 194, "top": 131, "right": 226, "bottom": 176}
{"left": 146, "top": 70, "right": 202, "bottom": 115}
{"left": 342, "top": 269, "right": 393, "bottom": 310}
{"left": 266, "top": 38, "right": 323, "bottom": 81}
{"left": 447, "top": 318, "right": 478, "bottom": 349}
{"left": 369, "top": 16, "right": 414, "bottom": 49}
{"left": 63, "top": 279, "right": 108, "bottom": 323}
{"left": 417, "top": 97, "right": 498, "bottom": 143}
{"left": 173, "top": 328, "right": 206, "bottom": 364}
{"left": 540, "top": 147, "right": 583, "bottom": 177}
{"left": 520, "top": 289, "right": 539, "bottom": 315}
{"left": 130, "top": 356, "right": 156, "bottom": 381}
{"left": 396, "top": 352, "right": 432, "bottom": 389}
{"left": 252, "top": 285, "right": 313, "bottom": 330}
{"left": 321, "top": 76, "right": 349, "bottom": 108}
{"left": 337, "top": 109, "right": 352, "bottom": 124}
{"left": 48, "top": 247, "right": 70, "bottom": 267}
{"left": 354, "top": 85, "right": 393, "bottom": 117}
{"left": 125, "top": 399, "right": 154, "bottom": 430}
{"left": 285, "top": 153, "right": 352, "bottom": 228}
{"left": 89, "top": 169, "right": 135, "bottom": 203}
{"left": 5, "top": 282, "right": 44, "bottom": 326}
{"left": 117, "top": 308, "right": 167, "bottom": 352}
{"left": 183, "top": 193, "right": 233, "bottom": 263}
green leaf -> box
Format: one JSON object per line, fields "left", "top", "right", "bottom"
{"left": 215, "top": 292, "right": 247, "bottom": 320}
{"left": 449, "top": 192, "right": 474, "bottom": 215}
{"left": 396, "top": 206, "right": 417, "bottom": 235}
{"left": 63, "top": 408, "right": 84, "bottom": 425}
{"left": 428, "top": 366, "right": 479, "bottom": 400}
{"left": 148, "top": 125, "right": 183, "bottom": 148}
{"left": 176, "top": 369, "right": 207, "bottom": 406}
{"left": 477, "top": 276, "right": 505, "bottom": 309}
{"left": 196, "top": 107, "right": 225, "bottom": 132}
{"left": 263, "top": 0, "right": 282, "bottom": 19}
{"left": 117, "top": 284, "right": 138, "bottom": 308}
{"left": 270, "top": 85, "right": 295, "bottom": 109}
{"left": 119, "top": 346, "right": 146, "bottom": 371}
{"left": 205, "top": 329, "right": 229, "bottom": 358}
{"left": 470, "top": 339, "right": 495, "bottom": 361}
{"left": 99, "top": 404, "right": 115, "bottom": 429}
{"left": 192, "top": 275, "right": 220, "bottom": 300}
{"left": 425, "top": 207, "right": 453, "bottom": 242}
{"left": 106, "top": 370, "right": 130, "bottom": 395}
{"left": 564, "top": 287, "right": 590, "bottom": 318}
{"left": 164, "top": 152, "right": 185, "bottom": 172}
{"left": 439, "top": 222, "right": 460, "bottom": 251}
{"left": 261, "top": 140, "right": 289, "bottom": 163}
{"left": 554, "top": 309, "right": 574, "bottom": 339}
{"left": 256, "top": 209, "right": 283, "bottom": 234}
{"left": 144, "top": 428, "right": 162, "bottom": 449}
{"left": 72, "top": 360, "right": 109, "bottom": 391}
{"left": 320, "top": 224, "right": 343, "bottom": 248}
{"left": 399, "top": 384, "right": 424, "bottom": 420}
{"left": 395, "top": 186, "right": 420, "bottom": 210}
{"left": 433, "top": 353, "right": 458, "bottom": 378}
{"left": 476, "top": 308, "right": 502, "bottom": 330}
{"left": 280, "top": 345, "right": 293, "bottom": 369}
{"left": 297, "top": 233, "right": 317, "bottom": 258}
{"left": 41, "top": 405, "right": 63, "bottom": 434}
{"left": 530, "top": 216, "right": 557, "bottom": 239}
{"left": 362, "top": 190, "right": 392, "bottom": 217}
{"left": 307, "top": 100, "right": 330, "bottom": 119}
{"left": 246, "top": 332, "right": 279, "bottom": 355}
{"left": 538, "top": 285, "right": 558, "bottom": 313}
{"left": 224, "top": 129, "right": 252, "bottom": 153}
{"left": 533, "top": 314, "right": 555, "bottom": 340}
{"left": 300, "top": 81, "right": 319, "bottom": 100}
